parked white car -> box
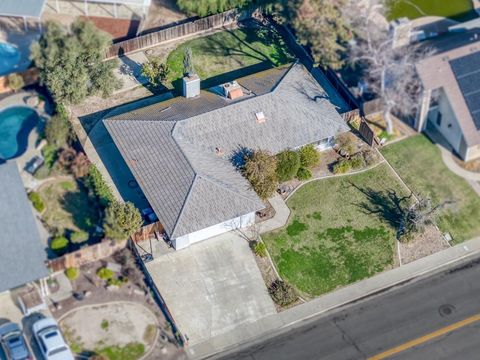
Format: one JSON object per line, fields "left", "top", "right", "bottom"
{"left": 32, "top": 318, "right": 74, "bottom": 360}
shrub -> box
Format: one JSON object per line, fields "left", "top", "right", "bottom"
{"left": 101, "top": 319, "right": 109, "bottom": 331}
{"left": 97, "top": 267, "right": 114, "bottom": 280}
{"left": 332, "top": 158, "right": 351, "bottom": 174}
{"left": 336, "top": 132, "right": 356, "bottom": 157}
{"left": 50, "top": 236, "right": 69, "bottom": 254}
{"left": 65, "top": 267, "right": 79, "bottom": 281}
{"left": 103, "top": 201, "right": 143, "bottom": 241}
{"left": 71, "top": 152, "right": 91, "bottom": 178}
{"left": 41, "top": 144, "right": 59, "bottom": 169}
{"left": 276, "top": 150, "right": 300, "bottom": 182}
{"left": 28, "top": 191, "right": 45, "bottom": 213}
{"left": 107, "top": 277, "right": 128, "bottom": 287}
{"left": 296, "top": 167, "right": 312, "bottom": 180}
{"left": 141, "top": 57, "right": 169, "bottom": 86}
{"left": 349, "top": 153, "right": 366, "bottom": 170}
{"left": 176, "top": 0, "right": 249, "bottom": 16}
{"left": 87, "top": 165, "right": 114, "bottom": 207}
{"left": 243, "top": 150, "right": 278, "bottom": 200}
{"left": 70, "top": 230, "right": 89, "bottom": 244}
{"left": 268, "top": 280, "right": 297, "bottom": 307}
{"left": 7, "top": 73, "right": 24, "bottom": 91}
{"left": 362, "top": 149, "right": 377, "bottom": 166}
{"left": 252, "top": 241, "right": 267, "bottom": 257}
{"left": 45, "top": 114, "right": 72, "bottom": 148}
{"left": 298, "top": 144, "right": 320, "bottom": 169}
{"left": 58, "top": 147, "right": 76, "bottom": 171}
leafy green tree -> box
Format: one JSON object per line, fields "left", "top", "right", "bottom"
{"left": 276, "top": 150, "right": 300, "bottom": 182}
{"left": 298, "top": 144, "right": 320, "bottom": 169}
{"left": 244, "top": 150, "right": 278, "bottom": 200}
{"left": 176, "top": 0, "right": 251, "bottom": 16}
{"left": 7, "top": 73, "right": 24, "bottom": 91}
{"left": 86, "top": 165, "right": 114, "bottom": 207}
{"left": 141, "top": 57, "right": 170, "bottom": 86}
{"left": 44, "top": 114, "right": 72, "bottom": 148}
{"left": 30, "top": 20, "right": 121, "bottom": 104}
{"left": 268, "top": 0, "right": 351, "bottom": 69}
{"left": 296, "top": 167, "right": 312, "bottom": 180}
{"left": 103, "top": 201, "right": 143, "bottom": 241}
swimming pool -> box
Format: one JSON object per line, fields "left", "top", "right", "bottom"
{"left": 0, "top": 42, "right": 21, "bottom": 76}
{"left": 0, "top": 107, "right": 39, "bottom": 160}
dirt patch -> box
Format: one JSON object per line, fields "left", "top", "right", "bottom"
{"left": 399, "top": 225, "right": 449, "bottom": 264}
{"left": 453, "top": 155, "right": 480, "bottom": 173}
{"left": 60, "top": 302, "right": 157, "bottom": 352}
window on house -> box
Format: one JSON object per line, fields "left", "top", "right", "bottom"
{"left": 436, "top": 112, "right": 442, "bottom": 126}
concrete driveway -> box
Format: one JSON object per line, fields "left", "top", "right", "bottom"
{"left": 145, "top": 232, "right": 276, "bottom": 346}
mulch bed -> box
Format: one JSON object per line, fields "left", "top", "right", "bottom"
{"left": 453, "top": 155, "right": 480, "bottom": 174}
{"left": 399, "top": 225, "right": 449, "bottom": 264}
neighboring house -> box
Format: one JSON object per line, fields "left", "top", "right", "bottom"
{"left": 415, "top": 29, "right": 480, "bottom": 161}
{"left": 0, "top": 161, "right": 49, "bottom": 297}
{"left": 104, "top": 63, "right": 349, "bottom": 250}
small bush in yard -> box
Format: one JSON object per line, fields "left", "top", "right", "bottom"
{"left": 362, "top": 149, "right": 377, "bottom": 166}
{"left": 299, "top": 144, "right": 320, "bottom": 169}
{"left": 333, "top": 158, "right": 351, "bottom": 174}
{"left": 276, "top": 150, "right": 300, "bottom": 182}
{"left": 28, "top": 191, "right": 45, "bottom": 213}
{"left": 50, "top": 236, "right": 69, "bottom": 254}
{"left": 107, "top": 277, "right": 128, "bottom": 287}
{"left": 349, "top": 153, "right": 366, "bottom": 169}
{"left": 268, "top": 280, "right": 297, "bottom": 307}
{"left": 336, "top": 132, "right": 356, "bottom": 157}
{"left": 65, "top": 267, "right": 79, "bottom": 281}
{"left": 296, "top": 167, "right": 312, "bottom": 180}
{"left": 252, "top": 241, "right": 267, "bottom": 257}
{"left": 70, "top": 230, "right": 89, "bottom": 244}
{"left": 97, "top": 267, "right": 114, "bottom": 281}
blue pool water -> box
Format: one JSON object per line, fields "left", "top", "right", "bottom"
{"left": 0, "top": 107, "right": 39, "bottom": 160}
{"left": 0, "top": 42, "right": 21, "bottom": 76}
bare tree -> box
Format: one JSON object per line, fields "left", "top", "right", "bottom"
{"left": 344, "top": 0, "right": 432, "bottom": 134}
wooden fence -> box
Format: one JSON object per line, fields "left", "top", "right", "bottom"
{"left": 105, "top": 8, "right": 255, "bottom": 59}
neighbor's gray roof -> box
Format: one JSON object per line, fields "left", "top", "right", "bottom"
{"left": 0, "top": 161, "right": 48, "bottom": 292}
{"left": 105, "top": 63, "right": 348, "bottom": 239}
{"left": 0, "top": 0, "right": 46, "bottom": 18}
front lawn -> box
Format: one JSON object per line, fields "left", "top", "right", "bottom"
{"left": 165, "top": 25, "right": 294, "bottom": 88}
{"left": 381, "top": 135, "right": 480, "bottom": 244}
{"left": 38, "top": 179, "right": 100, "bottom": 236}
{"left": 263, "top": 163, "right": 408, "bottom": 297}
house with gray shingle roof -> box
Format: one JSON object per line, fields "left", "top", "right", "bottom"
{"left": 0, "top": 161, "right": 48, "bottom": 293}
{"left": 104, "top": 63, "right": 349, "bottom": 249}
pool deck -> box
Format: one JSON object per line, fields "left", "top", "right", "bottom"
{"left": 0, "top": 91, "right": 52, "bottom": 249}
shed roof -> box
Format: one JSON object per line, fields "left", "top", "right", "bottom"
{"left": 105, "top": 63, "right": 348, "bottom": 239}
{"left": 0, "top": 161, "right": 48, "bottom": 292}
{"left": 0, "top": 0, "right": 46, "bottom": 18}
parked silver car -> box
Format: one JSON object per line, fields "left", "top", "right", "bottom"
{"left": 0, "top": 322, "right": 32, "bottom": 360}
{"left": 32, "top": 318, "right": 74, "bottom": 360}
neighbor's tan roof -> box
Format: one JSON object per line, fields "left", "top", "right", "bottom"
{"left": 416, "top": 35, "right": 480, "bottom": 146}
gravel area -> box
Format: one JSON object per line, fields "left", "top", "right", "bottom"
{"left": 399, "top": 225, "right": 449, "bottom": 264}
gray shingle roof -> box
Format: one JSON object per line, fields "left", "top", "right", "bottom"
{"left": 104, "top": 63, "right": 348, "bottom": 239}
{"left": 0, "top": 161, "right": 48, "bottom": 292}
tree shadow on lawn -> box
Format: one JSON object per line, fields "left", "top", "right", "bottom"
{"left": 348, "top": 181, "right": 414, "bottom": 237}
{"left": 59, "top": 182, "right": 100, "bottom": 233}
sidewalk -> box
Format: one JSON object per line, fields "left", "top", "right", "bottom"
{"left": 188, "top": 236, "right": 480, "bottom": 359}
{"left": 258, "top": 195, "right": 290, "bottom": 234}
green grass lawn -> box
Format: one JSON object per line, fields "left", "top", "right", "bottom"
{"left": 38, "top": 179, "right": 99, "bottom": 235}
{"left": 97, "top": 343, "right": 145, "bottom": 360}
{"left": 165, "top": 26, "right": 294, "bottom": 89}
{"left": 263, "top": 163, "right": 408, "bottom": 297}
{"left": 381, "top": 135, "right": 480, "bottom": 244}
{"left": 386, "top": 0, "right": 476, "bottom": 21}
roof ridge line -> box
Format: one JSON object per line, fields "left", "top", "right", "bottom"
{"left": 197, "top": 172, "right": 263, "bottom": 207}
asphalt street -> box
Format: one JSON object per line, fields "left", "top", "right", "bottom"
{"left": 215, "top": 255, "right": 480, "bottom": 360}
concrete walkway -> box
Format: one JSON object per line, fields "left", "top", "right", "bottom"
{"left": 258, "top": 195, "right": 290, "bottom": 234}
{"left": 438, "top": 145, "right": 480, "bottom": 182}
{"left": 188, "top": 236, "right": 480, "bottom": 359}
